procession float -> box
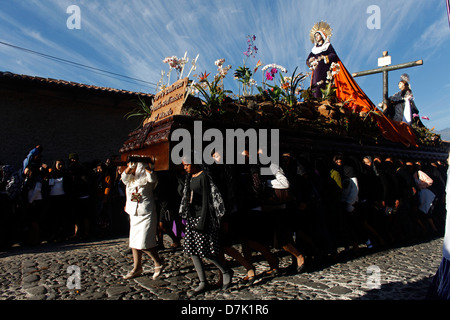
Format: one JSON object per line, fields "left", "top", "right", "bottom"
{"left": 118, "top": 22, "right": 449, "bottom": 171}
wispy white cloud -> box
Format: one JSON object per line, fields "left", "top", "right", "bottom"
{"left": 414, "top": 14, "right": 450, "bottom": 55}
{"left": 0, "top": 1, "right": 423, "bottom": 85}
{"left": 0, "top": 0, "right": 448, "bottom": 128}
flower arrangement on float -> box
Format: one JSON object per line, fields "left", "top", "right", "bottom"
{"left": 125, "top": 34, "right": 439, "bottom": 146}
{"left": 187, "top": 58, "right": 233, "bottom": 118}
{"left": 233, "top": 35, "right": 260, "bottom": 96}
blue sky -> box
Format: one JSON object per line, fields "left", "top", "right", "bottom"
{"left": 1, "top": 0, "right": 449, "bottom": 130}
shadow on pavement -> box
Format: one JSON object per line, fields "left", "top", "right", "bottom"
{"left": 354, "top": 276, "right": 435, "bottom": 300}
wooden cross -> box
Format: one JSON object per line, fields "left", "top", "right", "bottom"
{"left": 352, "top": 51, "right": 423, "bottom": 104}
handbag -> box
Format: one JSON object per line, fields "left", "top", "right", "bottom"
{"left": 274, "top": 188, "right": 291, "bottom": 202}
{"left": 266, "top": 187, "right": 292, "bottom": 204}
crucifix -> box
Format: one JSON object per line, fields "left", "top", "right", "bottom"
{"left": 352, "top": 51, "right": 423, "bottom": 105}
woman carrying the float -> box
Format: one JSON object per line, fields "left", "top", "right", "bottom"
{"left": 179, "top": 156, "right": 233, "bottom": 295}
{"left": 121, "top": 161, "right": 164, "bottom": 280}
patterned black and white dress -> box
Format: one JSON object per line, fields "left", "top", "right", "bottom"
{"left": 179, "top": 171, "right": 225, "bottom": 258}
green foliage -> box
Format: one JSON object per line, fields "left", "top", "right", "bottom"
{"left": 192, "top": 72, "right": 232, "bottom": 117}
{"left": 257, "top": 85, "right": 283, "bottom": 104}
{"left": 320, "top": 82, "right": 336, "bottom": 101}
{"left": 124, "top": 96, "right": 152, "bottom": 126}
{"left": 412, "top": 122, "right": 442, "bottom": 146}
{"left": 234, "top": 66, "right": 253, "bottom": 88}
{"left": 279, "top": 67, "right": 307, "bottom": 107}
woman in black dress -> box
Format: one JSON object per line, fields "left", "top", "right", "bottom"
{"left": 179, "top": 161, "right": 233, "bottom": 294}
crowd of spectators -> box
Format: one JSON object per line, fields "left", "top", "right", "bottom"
{"left": 0, "top": 146, "right": 129, "bottom": 248}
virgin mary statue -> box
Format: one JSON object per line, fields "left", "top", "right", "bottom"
{"left": 306, "top": 21, "right": 337, "bottom": 98}
{"left": 306, "top": 21, "right": 417, "bottom": 147}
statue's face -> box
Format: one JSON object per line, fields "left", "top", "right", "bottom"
{"left": 315, "top": 32, "right": 324, "bottom": 44}
{"left": 398, "top": 81, "right": 406, "bottom": 91}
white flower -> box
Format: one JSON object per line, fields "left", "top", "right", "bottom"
{"left": 330, "top": 62, "right": 340, "bottom": 76}
{"left": 163, "top": 56, "right": 180, "bottom": 69}
{"left": 309, "top": 60, "right": 318, "bottom": 71}
{"left": 215, "top": 58, "right": 225, "bottom": 67}
{"left": 327, "top": 71, "right": 333, "bottom": 81}
{"left": 218, "top": 65, "right": 232, "bottom": 76}
{"left": 187, "top": 82, "right": 199, "bottom": 95}
{"left": 262, "top": 63, "right": 287, "bottom": 73}
{"left": 163, "top": 55, "right": 186, "bottom": 72}
{"left": 248, "top": 79, "right": 257, "bottom": 87}
{"left": 178, "top": 58, "right": 188, "bottom": 67}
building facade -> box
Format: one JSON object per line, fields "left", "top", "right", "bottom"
{"left": 0, "top": 71, "right": 152, "bottom": 169}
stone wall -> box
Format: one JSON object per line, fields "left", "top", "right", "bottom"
{"left": 0, "top": 81, "right": 146, "bottom": 169}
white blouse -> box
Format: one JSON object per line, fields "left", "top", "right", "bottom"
{"left": 50, "top": 177, "right": 65, "bottom": 196}
{"left": 121, "top": 171, "right": 158, "bottom": 216}
{"left": 28, "top": 181, "right": 43, "bottom": 203}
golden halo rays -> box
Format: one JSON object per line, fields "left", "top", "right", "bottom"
{"left": 310, "top": 21, "right": 333, "bottom": 43}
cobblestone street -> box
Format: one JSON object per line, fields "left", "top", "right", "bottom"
{"left": 0, "top": 235, "right": 443, "bottom": 303}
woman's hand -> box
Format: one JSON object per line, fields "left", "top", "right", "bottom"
{"left": 144, "top": 161, "right": 154, "bottom": 173}
{"left": 124, "top": 162, "right": 136, "bottom": 174}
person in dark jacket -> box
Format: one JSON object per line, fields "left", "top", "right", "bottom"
{"left": 179, "top": 160, "right": 233, "bottom": 295}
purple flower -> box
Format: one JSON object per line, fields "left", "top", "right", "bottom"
{"left": 270, "top": 68, "right": 278, "bottom": 75}
{"left": 243, "top": 35, "right": 258, "bottom": 58}
{"left": 266, "top": 71, "right": 274, "bottom": 81}
{"left": 421, "top": 116, "right": 430, "bottom": 120}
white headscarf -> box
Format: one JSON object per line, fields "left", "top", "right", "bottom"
{"left": 311, "top": 31, "right": 331, "bottom": 55}
{"left": 127, "top": 162, "right": 149, "bottom": 188}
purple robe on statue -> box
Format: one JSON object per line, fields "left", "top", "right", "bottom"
{"left": 306, "top": 42, "right": 338, "bottom": 98}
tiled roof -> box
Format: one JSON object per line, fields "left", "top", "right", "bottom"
{"left": 0, "top": 71, "right": 153, "bottom": 98}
